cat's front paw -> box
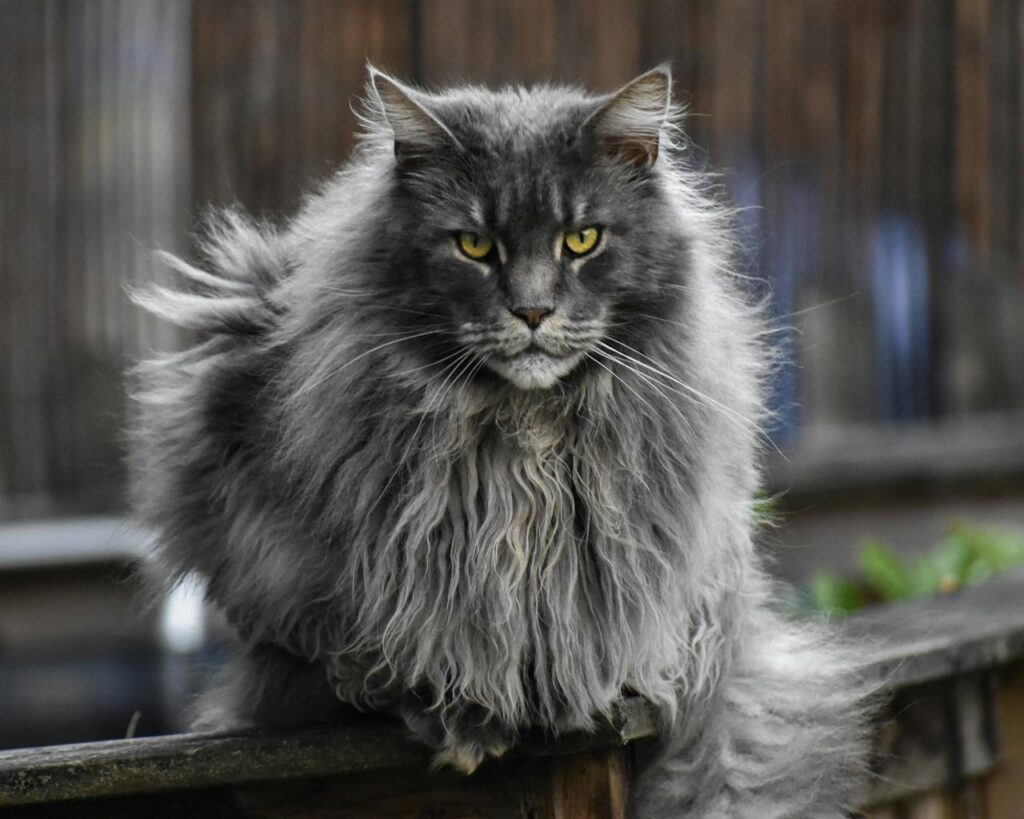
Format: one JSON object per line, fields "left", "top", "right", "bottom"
{"left": 432, "top": 733, "right": 510, "bottom": 775}
{"left": 399, "top": 689, "right": 515, "bottom": 775}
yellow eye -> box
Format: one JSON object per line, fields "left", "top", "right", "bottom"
{"left": 564, "top": 227, "right": 600, "bottom": 256}
{"left": 457, "top": 232, "right": 494, "bottom": 261}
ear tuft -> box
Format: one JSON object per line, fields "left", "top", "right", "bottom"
{"left": 584, "top": 65, "right": 672, "bottom": 168}
{"left": 367, "top": 66, "right": 462, "bottom": 165}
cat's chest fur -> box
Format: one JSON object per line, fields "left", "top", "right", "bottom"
{"left": 449, "top": 415, "right": 579, "bottom": 582}
{"left": 350, "top": 403, "right": 683, "bottom": 728}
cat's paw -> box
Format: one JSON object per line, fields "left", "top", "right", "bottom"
{"left": 430, "top": 730, "right": 512, "bottom": 774}
{"left": 399, "top": 689, "right": 515, "bottom": 775}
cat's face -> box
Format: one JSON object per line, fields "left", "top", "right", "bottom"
{"left": 367, "top": 69, "right": 682, "bottom": 391}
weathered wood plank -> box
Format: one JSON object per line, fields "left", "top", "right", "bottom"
{"left": 844, "top": 566, "right": 1024, "bottom": 688}
{"left": 0, "top": 746, "right": 640, "bottom": 818}
{"left": 0, "top": 697, "right": 657, "bottom": 807}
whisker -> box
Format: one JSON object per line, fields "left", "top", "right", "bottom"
{"left": 314, "top": 288, "right": 451, "bottom": 321}
{"left": 587, "top": 348, "right": 695, "bottom": 436}
{"left": 366, "top": 305, "right": 451, "bottom": 321}
{"left": 776, "top": 293, "right": 858, "bottom": 321}
{"left": 390, "top": 346, "right": 469, "bottom": 380}
{"left": 344, "top": 326, "right": 454, "bottom": 341}
{"left": 427, "top": 352, "right": 484, "bottom": 461}
{"left": 584, "top": 352, "right": 668, "bottom": 431}
{"left": 298, "top": 329, "right": 446, "bottom": 394}
{"left": 599, "top": 337, "right": 783, "bottom": 458}
{"left": 365, "top": 349, "right": 476, "bottom": 518}
{"left": 635, "top": 313, "right": 691, "bottom": 332}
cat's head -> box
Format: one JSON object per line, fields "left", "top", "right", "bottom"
{"left": 352, "top": 66, "right": 689, "bottom": 391}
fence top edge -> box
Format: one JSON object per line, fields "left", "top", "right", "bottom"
{"left": 846, "top": 565, "right": 1024, "bottom": 687}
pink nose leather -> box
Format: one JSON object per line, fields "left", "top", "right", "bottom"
{"left": 512, "top": 307, "right": 553, "bottom": 328}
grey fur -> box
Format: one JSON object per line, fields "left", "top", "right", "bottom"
{"left": 130, "top": 66, "right": 872, "bottom": 816}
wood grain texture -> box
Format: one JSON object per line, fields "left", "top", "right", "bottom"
{"left": 546, "top": 750, "right": 628, "bottom": 819}
{"left": 0, "top": 697, "right": 656, "bottom": 808}
{"left": 983, "top": 666, "right": 1024, "bottom": 817}
{"left": 0, "top": 748, "right": 636, "bottom": 818}
{"left": 955, "top": 0, "right": 991, "bottom": 266}
{"left": 191, "top": 0, "right": 413, "bottom": 216}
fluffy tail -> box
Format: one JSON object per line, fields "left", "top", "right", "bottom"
{"left": 633, "top": 609, "right": 875, "bottom": 818}
{"left": 131, "top": 209, "right": 285, "bottom": 338}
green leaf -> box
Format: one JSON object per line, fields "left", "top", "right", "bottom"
{"left": 810, "top": 573, "right": 864, "bottom": 616}
{"left": 905, "top": 556, "right": 942, "bottom": 598}
{"left": 928, "top": 535, "right": 974, "bottom": 590}
{"left": 952, "top": 523, "right": 1024, "bottom": 573}
{"left": 858, "top": 541, "right": 913, "bottom": 600}
{"left": 799, "top": 522, "right": 1024, "bottom": 619}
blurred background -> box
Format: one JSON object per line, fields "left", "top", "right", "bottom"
{"left": 1, "top": 0, "right": 1022, "bottom": 749}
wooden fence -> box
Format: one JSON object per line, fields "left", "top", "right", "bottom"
{"left": 3, "top": 568, "right": 1024, "bottom": 817}
{"left": 2, "top": 0, "right": 1022, "bottom": 517}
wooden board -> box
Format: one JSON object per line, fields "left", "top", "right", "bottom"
{"left": 0, "top": 698, "right": 657, "bottom": 807}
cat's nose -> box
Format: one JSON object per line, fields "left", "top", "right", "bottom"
{"left": 511, "top": 306, "right": 553, "bottom": 329}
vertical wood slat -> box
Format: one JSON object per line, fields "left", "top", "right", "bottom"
{"left": 955, "top": 0, "right": 991, "bottom": 266}
{"left": 2, "top": 0, "right": 56, "bottom": 507}
{"left": 545, "top": 749, "right": 629, "bottom": 819}
{"left": 1018, "top": 1, "right": 1024, "bottom": 274}
{"left": 905, "top": 792, "right": 954, "bottom": 819}
{"left": 986, "top": 0, "right": 1013, "bottom": 266}
{"left": 418, "top": 0, "right": 558, "bottom": 85}
{"left": 983, "top": 667, "right": 1024, "bottom": 817}
{"left": 0, "top": 1, "right": 13, "bottom": 504}
{"left": 708, "top": 0, "right": 757, "bottom": 156}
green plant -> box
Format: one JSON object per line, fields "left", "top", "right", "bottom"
{"left": 807, "top": 522, "right": 1024, "bottom": 616}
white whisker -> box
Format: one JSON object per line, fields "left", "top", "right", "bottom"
{"left": 600, "top": 337, "right": 784, "bottom": 458}
{"left": 298, "top": 329, "right": 445, "bottom": 394}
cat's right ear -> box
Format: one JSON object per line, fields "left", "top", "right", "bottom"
{"left": 367, "top": 67, "right": 463, "bottom": 167}
{"left": 581, "top": 65, "right": 672, "bottom": 169}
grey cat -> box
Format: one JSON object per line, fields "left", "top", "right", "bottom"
{"left": 131, "top": 65, "right": 872, "bottom": 817}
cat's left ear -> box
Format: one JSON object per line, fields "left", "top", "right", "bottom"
{"left": 367, "top": 66, "right": 464, "bottom": 166}
{"left": 581, "top": 65, "right": 672, "bottom": 169}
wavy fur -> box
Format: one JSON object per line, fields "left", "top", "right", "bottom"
{"left": 130, "top": 68, "right": 871, "bottom": 816}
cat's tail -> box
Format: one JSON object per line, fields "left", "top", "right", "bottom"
{"left": 132, "top": 209, "right": 285, "bottom": 337}
{"left": 634, "top": 607, "right": 876, "bottom": 818}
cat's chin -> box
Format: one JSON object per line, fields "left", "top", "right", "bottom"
{"left": 486, "top": 350, "right": 583, "bottom": 390}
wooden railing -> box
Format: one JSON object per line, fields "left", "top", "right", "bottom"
{"left": 2, "top": 569, "right": 1024, "bottom": 818}
{"left": 850, "top": 567, "right": 1024, "bottom": 817}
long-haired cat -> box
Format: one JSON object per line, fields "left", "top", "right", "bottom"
{"left": 131, "top": 65, "right": 871, "bottom": 817}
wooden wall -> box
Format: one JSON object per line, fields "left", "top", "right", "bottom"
{"left": 0, "top": 0, "right": 190, "bottom": 517}
{"left": 1, "top": 0, "right": 1022, "bottom": 517}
